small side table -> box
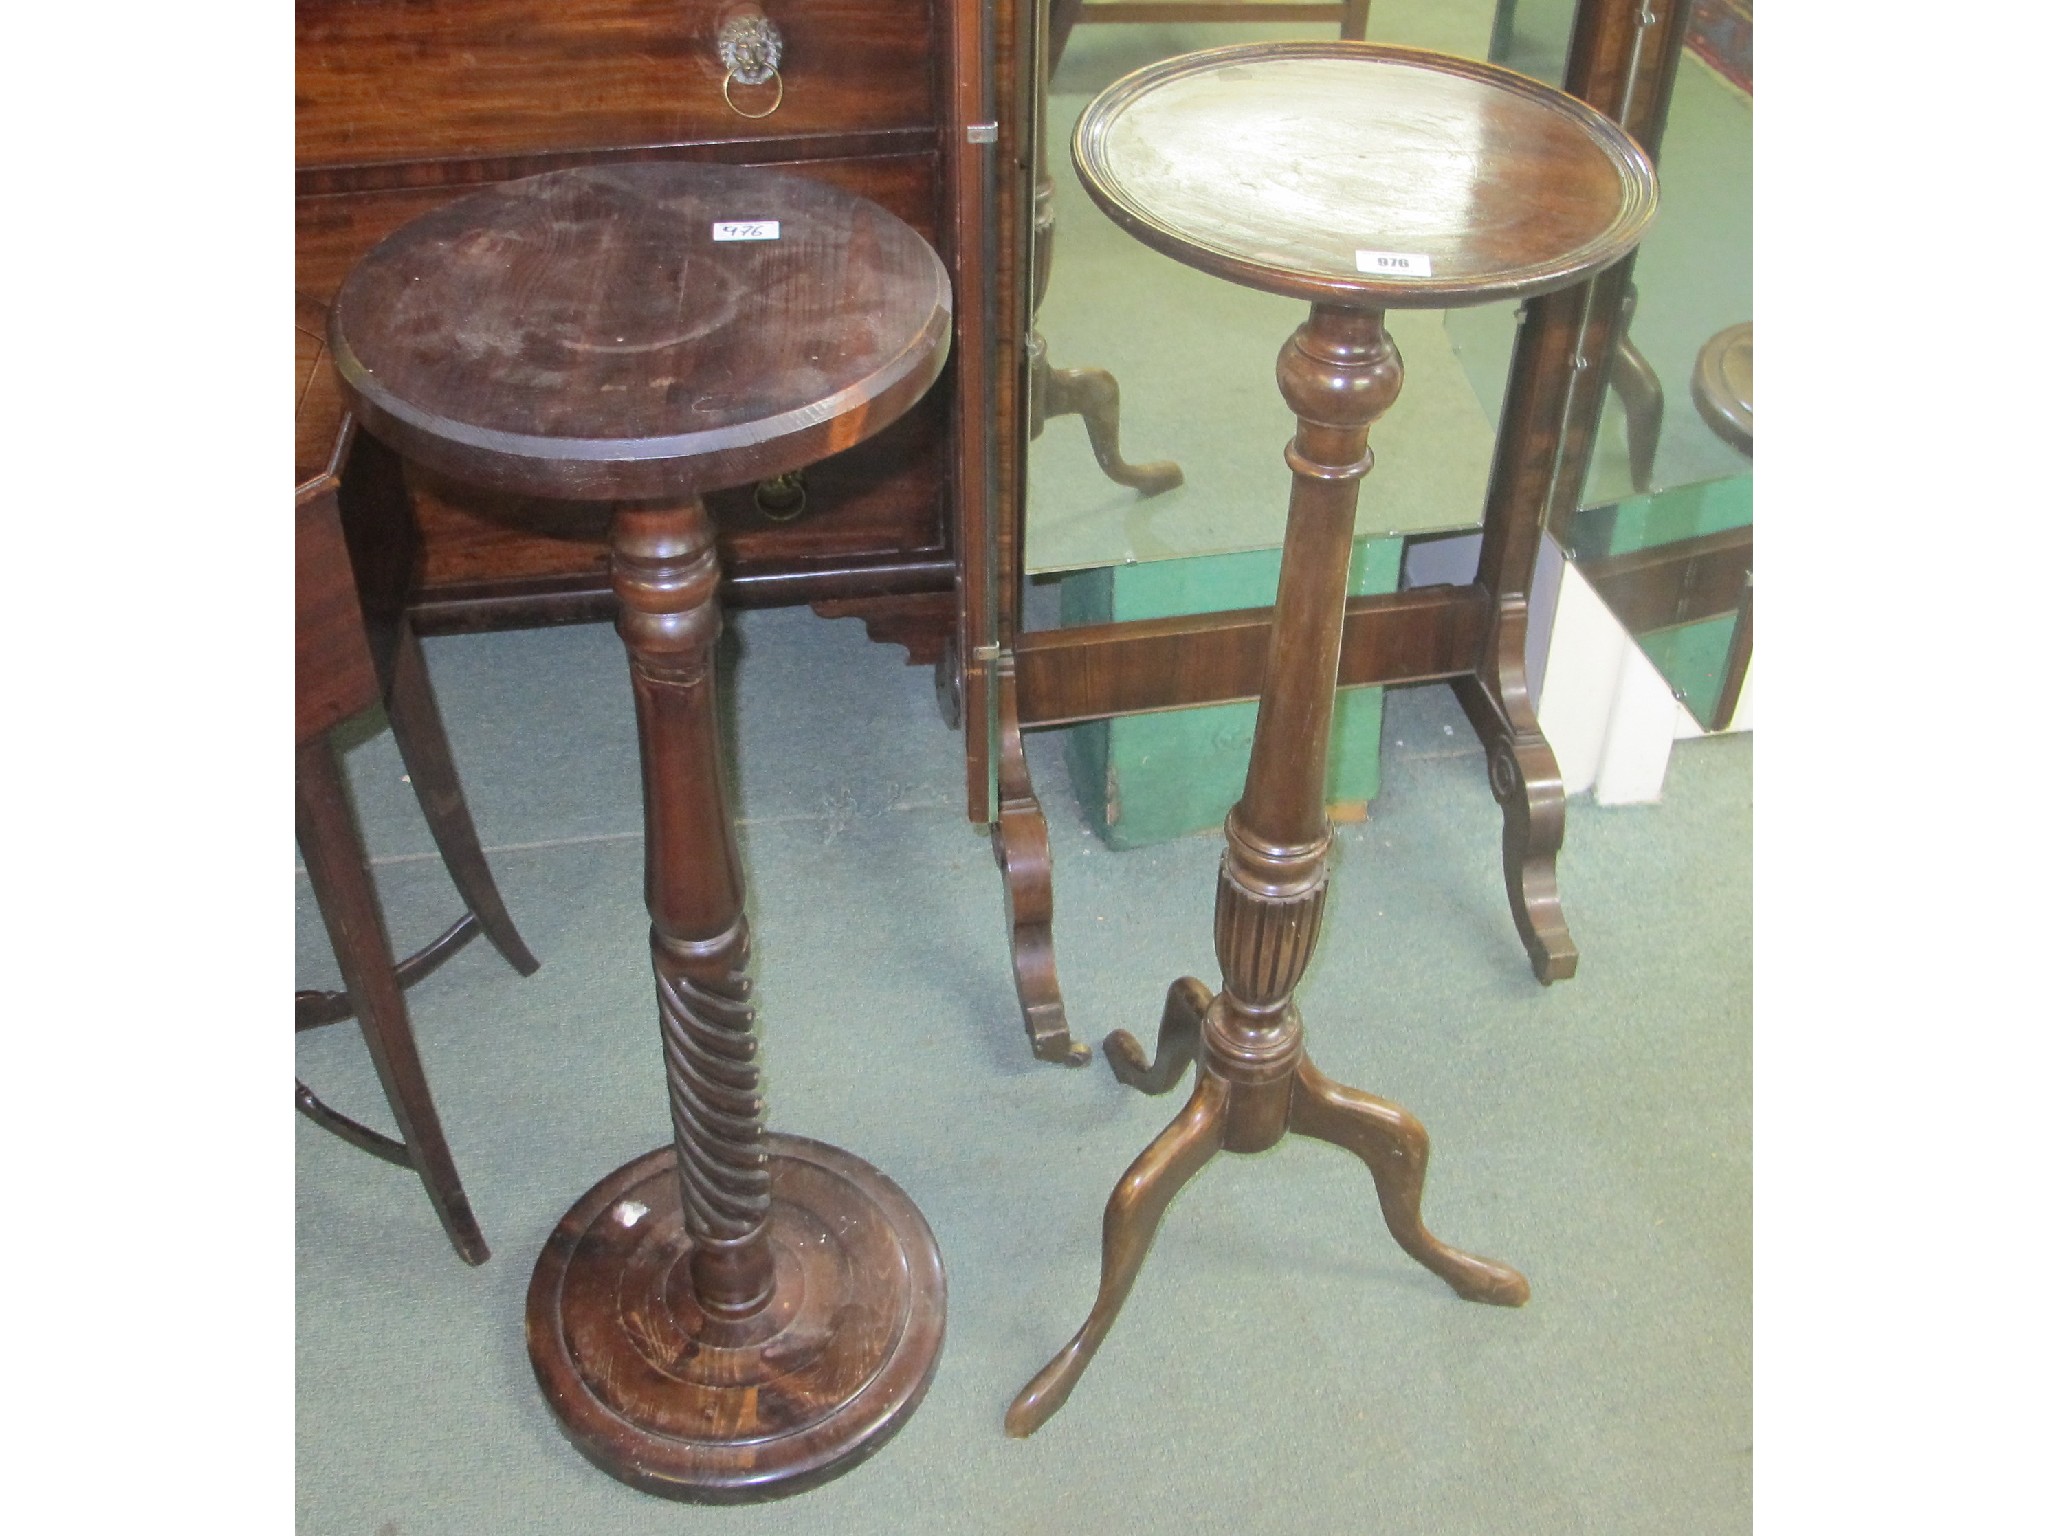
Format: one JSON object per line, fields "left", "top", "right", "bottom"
{"left": 331, "top": 164, "right": 953, "bottom": 1500}
{"left": 1006, "top": 42, "right": 1657, "bottom": 1435}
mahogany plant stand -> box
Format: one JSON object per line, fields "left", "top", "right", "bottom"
{"left": 331, "top": 163, "right": 953, "bottom": 1500}
{"left": 1006, "top": 42, "right": 1657, "bottom": 1435}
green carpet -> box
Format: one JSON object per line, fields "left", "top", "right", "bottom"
{"left": 297, "top": 605, "right": 1751, "bottom": 1534}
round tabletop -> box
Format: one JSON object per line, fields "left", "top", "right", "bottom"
{"left": 329, "top": 163, "right": 952, "bottom": 502}
{"left": 1692, "top": 322, "right": 1753, "bottom": 455}
{"left": 1072, "top": 43, "right": 1658, "bottom": 309}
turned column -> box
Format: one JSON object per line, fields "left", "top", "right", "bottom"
{"left": 612, "top": 501, "right": 775, "bottom": 1319}
{"left": 326, "top": 162, "right": 953, "bottom": 1501}
{"left": 1010, "top": 39, "right": 1655, "bottom": 1437}
{"left": 1205, "top": 304, "right": 1401, "bottom": 1154}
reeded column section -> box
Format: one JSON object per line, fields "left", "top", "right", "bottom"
{"left": 1204, "top": 307, "right": 1400, "bottom": 1024}
{"left": 1207, "top": 306, "right": 1403, "bottom": 1149}
{"left": 611, "top": 501, "right": 774, "bottom": 1318}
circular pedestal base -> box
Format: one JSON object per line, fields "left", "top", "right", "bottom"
{"left": 526, "top": 1134, "right": 945, "bottom": 1502}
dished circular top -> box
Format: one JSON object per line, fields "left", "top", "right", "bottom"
{"left": 329, "top": 163, "right": 952, "bottom": 500}
{"left": 1072, "top": 43, "right": 1657, "bottom": 309}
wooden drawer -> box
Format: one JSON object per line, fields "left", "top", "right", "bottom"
{"left": 296, "top": 0, "right": 937, "bottom": 168}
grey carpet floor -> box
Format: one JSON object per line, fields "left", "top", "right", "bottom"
{"left": 296, "top": 604, "right": 1752, "bottom": 1535}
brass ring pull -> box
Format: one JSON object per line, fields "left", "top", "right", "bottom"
{"left": 721, "top": 68, "right": 784, "bottom": 119}
{"left": 753, "top": 470, "right": 807, "bottom": 521}
{"left": 718, "top": 9, "right": 785, "bottom": 120}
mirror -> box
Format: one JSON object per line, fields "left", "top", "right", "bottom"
{"left": 1021, "top": 0, "right": 1752, "bottom": 754}
{"left": 1445, "top": 0, "right": 1753, "bottom": 729}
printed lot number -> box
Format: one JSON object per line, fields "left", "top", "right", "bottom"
{"left": 1355, "top": 249, "right": 1433, "bottom": 277}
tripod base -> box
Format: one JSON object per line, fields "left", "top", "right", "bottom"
{"left": 527, "top": 1134, "right": 945, "bottom": 1501}
{"left": 1007, "top": 981, "right": 1526, "bottom": 1438}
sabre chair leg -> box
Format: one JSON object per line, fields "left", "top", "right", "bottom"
{"left": 1610, "top": 285, "right": 1664, "bottom": 495}
{"left": 382, "top": 623, "right": 540, "bottom": 978}
{"left": 1005, "top": 1073, "right": 1228, "bottom": 1438}
{"left": 296, "top": 736, "right": 490, "bottom": 1265}
{"left": 1104, "top": 976, "right": 1211, "bottom": 1095}
{"left": 1289, "top": 1056, "right": 1526, "bottom": 1305}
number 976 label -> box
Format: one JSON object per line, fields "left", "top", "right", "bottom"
{"left": 1355, "top": 249, "right": 1433, "bottom": 277}
{"left": 713, "top": 220, "right": 781, "bottom": 242}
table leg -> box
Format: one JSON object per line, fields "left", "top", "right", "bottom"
{"left": 1009, "top": 307, "right": 1523, "bottom": 1437}
{"left": 526, "top": 498, "right": 945, "bottom": 1502}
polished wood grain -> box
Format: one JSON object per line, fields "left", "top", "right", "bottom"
{"left": 978, "top": 3, "right": 1704, "bottom": 1039}
{"left": 1578, "top": 524, "right": 1751, "bottom": 638}
{"left": 1071, "top": 43, "right": 1655, "bottom": 309}
{"left": 1012, "top": 586, "right": 1491, "bottom": 727}
{"left": 296, "top": 0, "right": 935, "bottom": 167}
{"left": 331, "top": 165, "right": 951, "bottom": 503}
{"left": 297, "top": 1, "right": 973, "bottom": 653}
{"left": 328, "top": 162, "right": 951, "bottom": 1496}
{"left": 1010, "top": 45, "right": 1654, "bottom": 1431}
{"left": 528, "top": 489, "right": 945, "bottom": 1499}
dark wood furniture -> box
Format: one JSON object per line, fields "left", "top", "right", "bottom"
{"left": 1692, "top": 321, "right": 1753, "bottom": 455}
{"left": 297, "top": 0, "right": 1703, "bottom": 1070}
{"left": 296, "top": 297, "right": 541, "bottom": 1266}
{"left": 330, "top": 164, "right": 952, "bottom": 1500}
{"left": 296, "top": 0, "right": 993, "bottom": 664}
{"left": 1056, "top": 0, "right": 1371, "bottom": 49}
{"left": 1572, "top": 317, "right": 1751, "bottom": 731}
{"left": 1004, "top": 41, "right": 1657, "bottom": 1434}
{"left": 980, "top": 0, "right": 1701, "bottom": 1068}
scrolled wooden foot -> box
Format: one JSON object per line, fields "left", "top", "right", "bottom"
{"left": 1006, "top": 1073, "right": 1227, "bottom": 1436}
{"left": 1485, "top": 727, "right": 1577, "bottom": 985}
{"left": 1289, "top": 1057, "right": 1527, "bottom": 1306}
{"left": 1044, "top": 364, "right": 1184, "bottom": 497}
{"left": 1453, "top": 672, "right": 1578, "bottom": 984}
{"left": 993, "top": 657, "right": 1088, "bottom": 1066}
{"left": 1104, "top": 976, "right": 1210, "bottom": 1094}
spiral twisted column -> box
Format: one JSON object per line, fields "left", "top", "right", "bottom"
{"left": 612, "top": 500, "right": 775, "bottom": 1317}
{"left": 1205, "top": 304, "right": 1403, "bottom": 1153}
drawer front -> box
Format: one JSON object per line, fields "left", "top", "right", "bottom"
{"left": 297, "top": 0, "right": 936, "bottom": 168}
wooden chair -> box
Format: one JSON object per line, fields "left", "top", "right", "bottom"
{"left": 295, "top": 294, "right": 539, "bottom": 1265}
